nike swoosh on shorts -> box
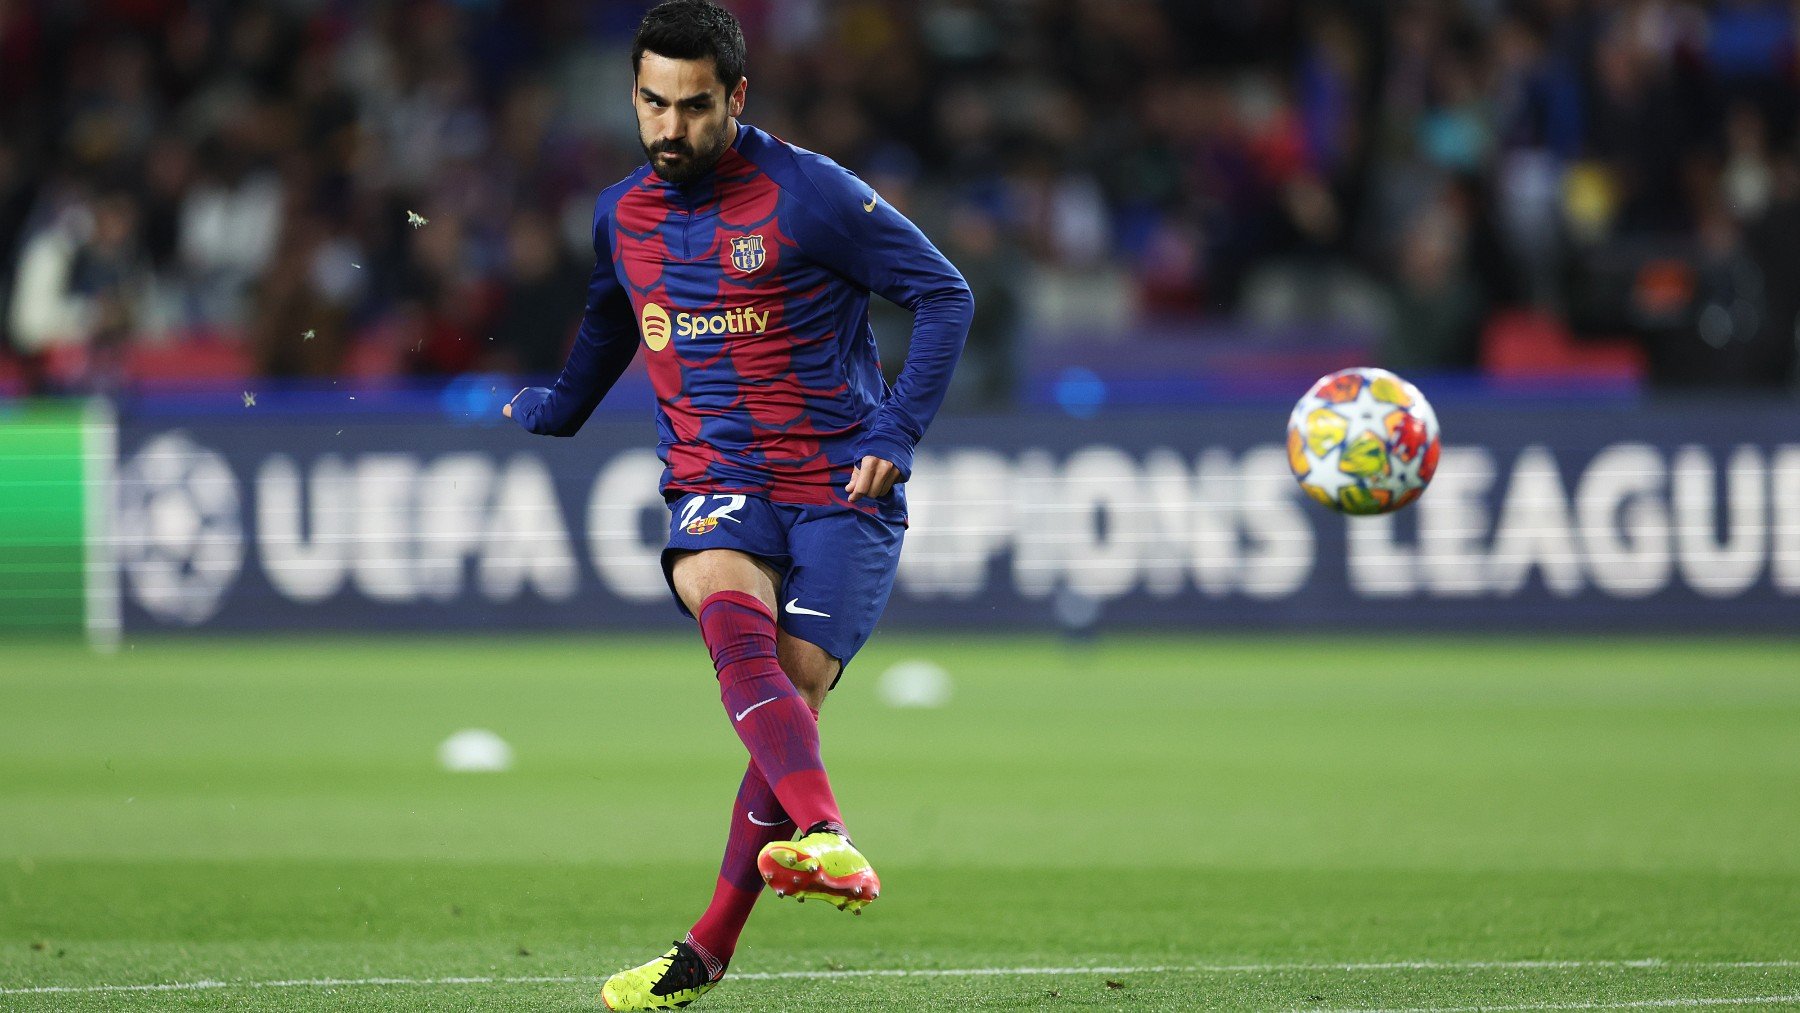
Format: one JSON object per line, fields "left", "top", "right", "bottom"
{"left": 785, "top": 598, "right": 831, "bottom": 618}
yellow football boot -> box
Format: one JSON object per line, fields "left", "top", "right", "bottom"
{"left": 756, "top": 828, "right": 881, "bottom": 914}
{"left": 600, "top": 939, "right": 723, "bottom": 1011}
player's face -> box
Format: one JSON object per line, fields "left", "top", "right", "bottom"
{"left": 635, "top": 52, "right": 746, "bottom": 186}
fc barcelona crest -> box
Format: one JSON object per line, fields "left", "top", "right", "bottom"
{"left": 730, "top": 234, "right": 766, "bottom": 274}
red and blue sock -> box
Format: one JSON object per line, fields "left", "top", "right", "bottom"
{"left": 686, "top": 760, "right": 791, "bottom": 969}
{"left": 696, "top": 590, "right": 843, "bottom": 834}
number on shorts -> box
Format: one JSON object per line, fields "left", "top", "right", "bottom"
{"left": 677, "top": 494, "right": 747, "bottom": 530}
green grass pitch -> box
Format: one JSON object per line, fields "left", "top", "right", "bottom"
{"left": 2, "top": 634, "right": 1798, "bottom": 1011}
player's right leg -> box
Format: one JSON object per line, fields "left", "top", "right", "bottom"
{"left": 756, "top": 824, "right": 881, "bottom": 914}
{"left": 672, "top": 551, "right": 879, "bottom": 916}
{"left": 602, "top": 504, "right": 802, "bottom": 1009}
{"left": 671, "top": 548, "right": 848, "bottom": 836}
{"left": 755, "top": 633, "right": 880, "bottom": 913}
{"left": 744, "top": 501, "right": 903, "bottom": 916}
{"left": 602, "top": 503, "right": 876, "bottom": 1007}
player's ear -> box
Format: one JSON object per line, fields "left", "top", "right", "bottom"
{"left": 728, "top": 76, "right": 747, "bottom": 117}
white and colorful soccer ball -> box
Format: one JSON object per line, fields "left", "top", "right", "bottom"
{"left": 1286, "top": 367, "right": 1441, "bottom": 515}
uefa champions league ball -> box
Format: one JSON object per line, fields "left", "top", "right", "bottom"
{"left": 1286, "top": 367, "right": 1441, "bottom": 515}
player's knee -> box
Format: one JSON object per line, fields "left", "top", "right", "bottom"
{"left": 792, "top": 672, "right": 831, "bottom": 711}
{"left": 777, "top": 636, "right": 839, "bottom": 708}
{"left": 671, "top": 549, "right": 778, "bottom": 615}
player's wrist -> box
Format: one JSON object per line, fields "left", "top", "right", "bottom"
{"left": 851, "top": 434, "right": 914, "bottom": 481}
{"left": 508, "top": 387, "right": 554, "bottom": 433}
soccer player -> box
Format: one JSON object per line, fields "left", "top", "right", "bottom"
{"left": 502, "top": 2, "right": 972, "bottom": 1008}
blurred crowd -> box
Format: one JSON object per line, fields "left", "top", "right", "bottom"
{"left": 3, "top": 0, "right": 1799, "bottom": 397}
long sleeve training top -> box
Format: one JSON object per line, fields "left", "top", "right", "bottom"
{"left": 510, "top": 122, "right": 974, "bottom": 521}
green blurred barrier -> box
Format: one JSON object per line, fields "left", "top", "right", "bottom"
{"left": 0, "top": 402, "right": 105, "bottom": 637}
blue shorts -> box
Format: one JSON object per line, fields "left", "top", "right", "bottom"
{"left": 661, "top": 493, "right": 905, "bottom": 669}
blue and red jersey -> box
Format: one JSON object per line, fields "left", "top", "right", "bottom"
{"left": 510, "top": 123, "right": 973, "bottom": 520}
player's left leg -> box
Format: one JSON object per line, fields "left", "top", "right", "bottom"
{"left": 677, "top": 761, "right": 787, "bottom": 985}
{"left": 776, "top": 633, "right": 839, "bottom": 710}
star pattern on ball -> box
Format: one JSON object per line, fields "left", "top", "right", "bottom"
{"left": 1301, "top": 441, "right": 1357, "bottom": 500}
{"left": 1376, "top": 435, "right": 1428, "bottom": 495}
{"left": 1287, "top": 368, "right": 1439, "bottom": 514}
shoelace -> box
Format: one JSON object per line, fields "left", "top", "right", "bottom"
{"left": 652, "top": 942, "right": 716, "bottom": 995}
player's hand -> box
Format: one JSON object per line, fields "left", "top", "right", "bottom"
{"left": 845, "top": 455, "right": 901, "bottom": 502}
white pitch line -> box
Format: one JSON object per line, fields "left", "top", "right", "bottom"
{"left": 2, "top": 959, "right": 1797, "bottom": 998}
{"left": 735, "top": 961, "right": 1800, "bottom": 979}
{"left": 733, "top": 963, "right": 1197, "bottom": 980}
{"left": 1318, "top": 995, "right": 1800, "bottom": 1012}
{"left": 0, "top": 975, "right": 595, "bottom": 996}
{"left": 1237, "top": 961, "right": 1800, "bottom": 973}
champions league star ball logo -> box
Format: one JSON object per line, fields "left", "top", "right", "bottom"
{"left": 730, "top": 234, "right": 766, "bottom": 274}
{"left": 114, "top": 432, "right": 245, "bottom": 625}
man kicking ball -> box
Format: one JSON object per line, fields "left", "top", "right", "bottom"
{"left": 503, "top": 1, "right": 971, "bottom": 1008}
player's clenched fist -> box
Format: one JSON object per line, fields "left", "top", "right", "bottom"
{"left": 845, "top": 455, "right": 900, "bottom": 502}
{"left": 502, "top": 387, "right": 549, "bottom": 424}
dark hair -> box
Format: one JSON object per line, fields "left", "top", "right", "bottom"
{"left": 632, "top": 0, "right": 747, "bottom": 90}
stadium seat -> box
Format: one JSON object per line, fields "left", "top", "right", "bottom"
{"left": 1480, "top": 309, "right": 1646, "bottom": 380}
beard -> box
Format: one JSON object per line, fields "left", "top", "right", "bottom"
{"left": 642, "top": 121, "right": 733, "bottom": 186}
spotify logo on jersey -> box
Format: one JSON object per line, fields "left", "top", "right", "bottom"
{"left": 641, "top": 302, "right": 671, "bottom": 351}
{"left": 640, "top": 301, "right": 771, "bottom": 351}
